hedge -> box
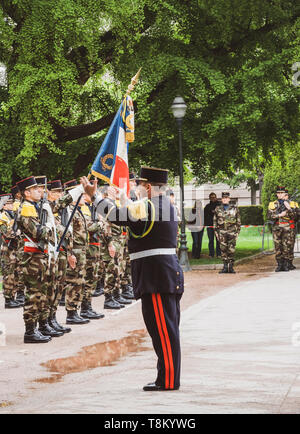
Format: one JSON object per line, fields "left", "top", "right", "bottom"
{"left": 184, "top": 205, "right": 264, "bottom": 226}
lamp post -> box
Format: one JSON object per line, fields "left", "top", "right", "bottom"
{"left": 171, "top": 96, "right": 191, "bottom": 271}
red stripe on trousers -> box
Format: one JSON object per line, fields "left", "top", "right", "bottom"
{"left": 156, "top": 294, "right": 175, "bottom": 390}
{"left": 152, "top": 294, "right": 170, "bottom": 389}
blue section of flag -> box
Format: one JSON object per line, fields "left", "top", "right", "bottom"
{"left": 91, "top": 102, "right": 124, "bottom": 183}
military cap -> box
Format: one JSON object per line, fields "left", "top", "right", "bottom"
{"left": 49, "top": 180, "right": 63, "bottom": 191}
{"left": 17, "top": 176, "right": 37, "bottom": 192}
{"left": 284, "top": 188, "right": 289, "bottom": 194}
{"left": 11, "top": 185, "right": 20, "bottom": 197}
{"left": 35, "top": 176, "right": 47, "bottom": 186}
{"left": 276, "top": 186, "right": 286, "bottom": 193}
{"left": 139, "top": 166, "right": 169, "bottom": 184}
{"left": 222, "top": 192, "right": 230, "bottom": 198}
{"left": 64, "top": 179, "right": 79, "bottom": 191}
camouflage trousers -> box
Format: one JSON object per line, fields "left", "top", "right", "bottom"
{"left": 65, "top": 248, "right": 86, "bottom": 311}
{"left": 22, "top": 253, "right": 49, "bottom": 325}
{"left": 272, "top": 226, "right": 295, "bottom": 261}
{"left": 218, "top": 230, "right": 238, "bottom": 264}
{"left": 287, "top": 229, "right": 297, "bottom": 261}
{"left": 103, "top": 255, "right": 121, "bottom": 296}
{"left": 83, "top": 245, "right": 100, "bottom": 303}
{"left": 51, "top": 251, "right": 68, "bottom": 315}
{"left": 1, "top": 244, "right": 17, "bottom": 300}
{"left": 119, "top": 243, "right": 132, "bottom": 287}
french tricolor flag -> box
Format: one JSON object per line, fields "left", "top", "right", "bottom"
{"left": 91, "top": 96, "right": 134, "bottom": 195}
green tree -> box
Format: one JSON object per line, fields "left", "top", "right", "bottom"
{"left": 1, "top": 0, "right": 300, "bottom": 190}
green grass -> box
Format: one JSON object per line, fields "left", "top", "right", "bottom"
{"left": 186, "top": 226, "right": 274, "bottom": 265}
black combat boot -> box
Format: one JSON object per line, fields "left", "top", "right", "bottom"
{"left": 228, "top": 263, "right": 236, "bottom": 274}
{"left": 93, "top": 279, "right": 104, "bottom": 297}
{"left": 219, "top": 262, "right": 228, "bottom": 274}
{"left": 104, "top": 293, "right": 125, "bottom": 310}
{"left": 81, "top": 300, "right": 105, "bottom": 319}
{"left": 282, "top": 260, "right": 290, "bottom": 272}
{"left": 39, "top": 319, "right": 64, "bottom": 337}
{"left": 15, "top": 290, "right": 25, "bottom": 306}
{"left": 275, "top": 260, "right": 283, "bottom": 272}
{"left": 121, "top": 284, "right": 135, "bottom": 300}
{"left": 49, "top": 313, "right": 72, "bottom": 334}
{"left": 59, "top": 290, "right": 66, "bottom": 306}
{"left": 287, "top": 260, "right": 297, "bottom": 270}
{"left": 66, "top": 310, "right": 90, "bottom": 324}
{"left": 24, "top": 323, "right": 51, "bottom": 344}
{"left": 113, "top": 289, "right": 132, "bottom": 305}
{"left": 4, "top": 297, "right": 21, "bottom": 309}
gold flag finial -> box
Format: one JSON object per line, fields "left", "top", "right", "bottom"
{"left": 125, "top": 68, "right": 142, "bottom": 97}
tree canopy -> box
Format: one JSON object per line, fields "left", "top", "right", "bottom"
{"left": 1, "top": 0, "right": 300, "bottom": 190}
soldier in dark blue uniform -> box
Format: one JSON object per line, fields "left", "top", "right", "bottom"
{"left": 81, "top": 167, "right": 184, "bottom": 391}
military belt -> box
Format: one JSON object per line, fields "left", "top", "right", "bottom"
{"left": 129, "top": 248, "right": 176, "bottom": 261}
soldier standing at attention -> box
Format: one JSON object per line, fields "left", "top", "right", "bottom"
{"left": 214, "top": 192, "right": 241, "bottom": 274}
{"left": 0, "top": 194, "right": 21, "bottom": 308}
{"left": 80, "top": 193, "right": 105, "bottom": 320}
{"left": 63, "top": 180, "right": 90, "bottom": 325}
{"left": 11, "top": 184, "right": 25, "bottom": 306}
{"left": 81, "top": 166, "right": 184, "bottom": 392}
{"left": 283, "top": 189, "right": 299, "bottom": 271}
{"left": 16, "top": 176, "right": 54, "bottom": 343}
{"left": 47, "top": 180, "right": 73, "bottom": 334}
{"left": 268, "top": 186, "right": 298, "bottom": 272}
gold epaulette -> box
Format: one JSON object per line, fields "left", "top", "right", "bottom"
{"left": 21, "top": 202, "right": 38, "bottom": 218}
{"left": 81, "top": 204, "right": 91, "bottom": 217}
{"left": 268, "top": 201, "right": 276, "bottom": 210}
{"left": 290, "top": 201, "right": 299, "bottom": 209}
{"left": 128, "top": 200, "right": 147, "bottom": 220}
{"left": 13, "top": 201, "right": 20, "bottom": 212}
{"left": 0, "top": 212, "right": 9, "bottom": 225}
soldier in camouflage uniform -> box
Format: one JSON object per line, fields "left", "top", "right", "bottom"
{"left": 283, "top": 189, "right": 299, "bottom": 270}
{"left": 0, "top": 194, "right": 21, "bottom": 308}
{"left": 101, "top": 186, "right": 132, "bottom": 309}
{"left": 268, "top": 186, "right": 298, "bottom": 272}
{"left": 214, "top": 192, "right": 241, "bottom": 274}
{"left": 16, "top": 176, "right": 54, "bottom": 343}
{"left": 47, "top": 180, "right": 72, "bottom": 333}
{"left": 11, "top": 184, "right": 26, "bottom": 306}
{"left": 80, "top": 193, "right": 105, "bottom": 319}
{"left": 63, "top": 180, "right": 90, "bottom": 325}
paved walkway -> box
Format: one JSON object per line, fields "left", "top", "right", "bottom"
{"left": 3, "top": 269, "right": 300, "bottom": 414}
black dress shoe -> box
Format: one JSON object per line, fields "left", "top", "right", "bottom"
{"left": 5, "top": 298, "right": 21, "bottom": 309}
{"left": 143, "top": 382, "right": 179, "bottom": 391}
{"left": 66, "top": 310, "right": 90, "bottom": 324}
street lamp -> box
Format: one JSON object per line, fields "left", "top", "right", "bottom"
{"left": 171, "top": 96, "right": 191, "bottom": 272}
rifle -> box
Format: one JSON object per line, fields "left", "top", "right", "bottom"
{"left": 37, "top": 179, "right": 48, "bottom": 252}
{"left": 56, "top": 193, "right": 83, "bottom": 253}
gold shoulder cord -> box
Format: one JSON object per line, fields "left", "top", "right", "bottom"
{"left": 128, "top": 200, "right": 155, "bottom": 239}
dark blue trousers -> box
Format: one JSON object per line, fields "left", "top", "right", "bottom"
{"left": 141, "top": 293, "right": 182, "bottom": 389}
{"left": 207, "top": 227, "right": 221, "bottom": 257}
{"left": 191, "top": 229, "right": 204, "bottom": 258}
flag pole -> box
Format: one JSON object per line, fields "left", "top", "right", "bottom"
{"left": 56, "top": 69, "right": 141, "bottom": 254}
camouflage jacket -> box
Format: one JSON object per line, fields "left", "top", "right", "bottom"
{"left": 213, "top": 204, "right": 241, "bottom": 233}
{"left": 18, "top": 200, "right": 55, "bottom": 254}
{"left": 49, "top": 201, "right": 73, "bottom": 254}
{"left": 267, "top": 200, "right": 298, "bottom": 228}
{"left": 0, "top": 209, "right": 19, "bottom": 253}
{"left": 80, "top": 204, "right": 103, "bottom": 255}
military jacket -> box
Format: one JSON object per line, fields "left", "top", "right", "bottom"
{"left": 95, "top": 194, "right": 184, "bottom": 300}
{"left": 267, "top": 200, "right": 297, "bottom": 229}
{"left": 213, "top": 204, "right": 241, "bottom": 233}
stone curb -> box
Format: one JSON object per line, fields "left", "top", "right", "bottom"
{"left": 191, "top": 250, "right": 274, "bottom": 270}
